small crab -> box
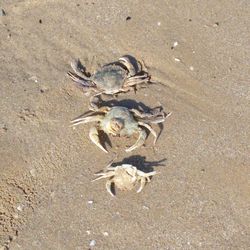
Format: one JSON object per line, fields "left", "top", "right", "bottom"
{"left": 67, "top": 56, "right": 150, "bottom": 95}
{"left": 70, "top": 98, "right": 170, "bottom": 152}
{"left": 93, "top": 161, "right": 156, "bottom": 196}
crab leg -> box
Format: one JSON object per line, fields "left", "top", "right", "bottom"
{"left": 89, "top": 126, "right": 108, "bottom": 153}
{"left": 138, "top": 122, "right": 158, "bottom": 145}
{"left": 131, "top": 108, "right": 169, "bottom": 124}
{"left": 130, "top": 108, "right": 154, "bottom": 119}
{"left": 137, "top": 177, "right": 146, "bottom": 193}
{"left": 137, "top": 171, "right": 157, "bottom": 193}
{"left": 70, "top": 115, "right": 103, "bottom": 127}
{"left": 149, "top": 112, "right": 172, "bottom": 124}
{"left": 89, "top": 95, "right": 111, "bottom": 112}
{"left": 126, "top": 72, "right": 149, "bottom": 81}
{"left": 106, "top": 179, "right": 115, "bottom": 197}
{"left": 104, "top": 158, "right": 117, "bottom": 170}
{"left": 125, "top": 167, "right": 138, "bottom": 182}
{"left": 137, "top": 170, "right": 157, "bottom": 179}
{"left": 119, "top": 86, "right": 135, "bottom": 93}
{"left": 106, "top": 165, "right": 118, "bottom": 170}
{"left": 125, "top": 77, "right": 149, "bottom": 87}
{"left": 92, "top": 171, "right": 115, "bottom": 181}
{"left": 125, "top": 128, "right": 147, "bottom": 152}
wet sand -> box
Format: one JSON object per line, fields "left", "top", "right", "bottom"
{"left": 0, "top": 0, "right": 249, "bottom": 249}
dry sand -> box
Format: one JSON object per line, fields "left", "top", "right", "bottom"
{"left": 0, "top": 0, "right": 250, "bottom": 249}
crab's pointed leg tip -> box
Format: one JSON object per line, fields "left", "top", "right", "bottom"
{"left": 125, "top": 148, "right": 132, "bottom": 153}
{"left": 107, "top": 188, "right": 115, "bottom": 197}
{"left": 99, "top": 146, "right": 108, "bottom": 153}
{"left": 101, "top": 147, "right": 109, "bottom": 153}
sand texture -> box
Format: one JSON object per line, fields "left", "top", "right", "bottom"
{"left": 0, "top": 0, "right": 250, "bottom": 249}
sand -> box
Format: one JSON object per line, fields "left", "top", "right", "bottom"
{"left": 0, "top": 0, "right": 249, "bottom": 249}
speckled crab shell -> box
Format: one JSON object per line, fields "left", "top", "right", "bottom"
{"left": 91, "top": 64, "right": 128, "bottom": 94}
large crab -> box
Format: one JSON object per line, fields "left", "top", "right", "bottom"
{"left": 67, "top": 56, "right": 150, "bottom": 95}
{"left": 93, "top": 161, "right": 156, "bottom": 196}
{"left": 70, "top": 98, "right": 170, "bottom": 152}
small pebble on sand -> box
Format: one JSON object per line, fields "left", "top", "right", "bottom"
{"left": 86, "top": 230, "right": 91, "bottom": 235}
{"left": 174, "top": 58, "right": 181, "bottom": 62}
{"left": 40, "top": 86, "right": 49, "bottom": 93}
{"left": 29, "top": 169, "right": 36, "bottom": 177}
{"left": 13, "top": 213, "right": 19, "bottom": 219}
{"left": 171, "top": 41, "right": 179, "bottom": 49}
{"left": 173, "top": 41, "right": 178, "bottom": 47}
{"left": 0, "top": 9, "right": 6, "bottom": 16}
{"left": 17, "top": 204, "right": 24, "bottom": 211}
{"left": 2, "top": 124, "right": 7, "bottom": 132}
{"left": 102, "top": 232, "right": 109, "bottom": 236}
{"left": 189, "top": 66, "right": 194, "bottom": 71}
{"left": 50, "top": 191, "right": 55, "bottom": 199}
{"left": 29, "top": 76, "right": 38, "bottom": 83}
{"left": 157, "top": 21, "right": 161, "bottom": 26}
{"left": 89, "top": 240, "right": 96, "bottom": 247}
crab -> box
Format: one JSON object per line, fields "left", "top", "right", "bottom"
{"left": 67, "top": 56, "right": 150, "bottom": 95}
{"left": 92, "top": 161, "right": 156, "bottom": 196}
{"left": 70, "top": 98, "right": 170, "bottom": 152}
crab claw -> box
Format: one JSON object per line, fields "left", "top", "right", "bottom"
{"left": 119, "top": 56, "right": 138, "bottom": 76}
{"left": 106, "top": 180, "right": 115, "bottom": 197}
{"left": 67, "top": 71, "right": 96, "bottom": 90}
{"left": 125, "top": 128, "right": 147, "bottom": 152}
{"left": 70, "top": 59, "right": 89, "bottom": 78}
{"left": 89, "top": 126, "right": 108, "bottom": 153}
{"left": 67, "top": 59, "right": 96, "bottom": 92}
{"left": 138, "top": 122, "right": 158, "bottom": 145}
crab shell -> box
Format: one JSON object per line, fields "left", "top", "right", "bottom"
{"left": 67, "top": 56, "right": 150, "bottom": 95}
{"left": 70, "top": 105, "right": 169, "bottom": 153}
{"left": 91, "top": 64, "right": 128, "bottom": 94}
{"left": 100, "top": 106, "right": 138, "bottom": 137}
{"left": 93, "top": 163, "right": 157, "bottom": 196}
{"left": 110, "top": 165, "right": 139, "bottom": 191}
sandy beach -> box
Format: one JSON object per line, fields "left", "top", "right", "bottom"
{"left": 0, "top": 0, "right": 249, "bottom": 249}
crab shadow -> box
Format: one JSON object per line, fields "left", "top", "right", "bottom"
{"left": 113, "top": 155, "right": 166, "bottom": 173}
